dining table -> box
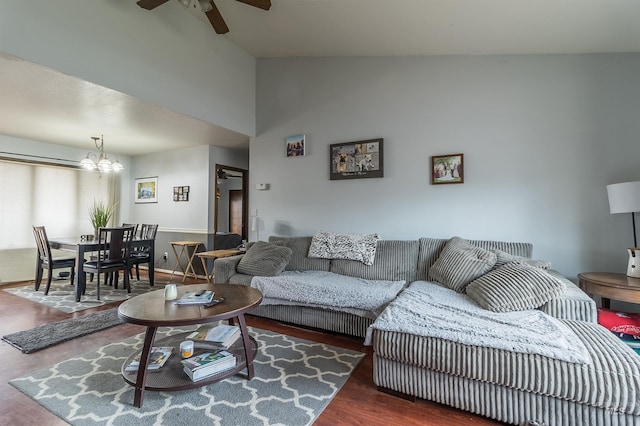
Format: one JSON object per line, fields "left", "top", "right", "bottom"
{"left": 48, "top": 236, "right": 155, "bottom": 301}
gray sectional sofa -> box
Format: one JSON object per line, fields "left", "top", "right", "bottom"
{"left": 213, "top": 235, "right": 640, "bottom": 426}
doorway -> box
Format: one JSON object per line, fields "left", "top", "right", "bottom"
{"left": 214, "top": 164, "right": 248, "bottom": 249}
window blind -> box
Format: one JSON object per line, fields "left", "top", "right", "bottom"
{"left": 0, "top": 159, "right": 112, "bottom": 250}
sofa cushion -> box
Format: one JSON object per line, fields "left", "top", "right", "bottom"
{"left": 466, "top": 262, "right": 566, "bottom": 312}
{"left": 237, "top": 241, "right": 292, "bottom": 276}
{"left": 330, "top": 239, "right": 419, "bottom": 282}
{"left": 428, "top": 237, "right": 497, "bottom": 292}
{"left": 308, "top": 231, "right": 379, "bottom": 265}
{"left": 269, "top": 236, "right": 331, "bottom": 271}
{"left": 492, "top": 249, "right": 551, "bottom": 269}
{"left": 417, "top": 237, "right": 532, "bottom": 281}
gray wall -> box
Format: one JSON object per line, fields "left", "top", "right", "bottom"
{"left": 251, "top": 54, "right": 640, "bottom": 281}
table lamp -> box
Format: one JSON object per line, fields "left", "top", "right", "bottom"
{"left": 607, "top": 181, "right": 640, "bottom": 278}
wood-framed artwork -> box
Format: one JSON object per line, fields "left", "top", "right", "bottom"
{"left": 286, "top": 134, "right": 306, "bottom": 157}
{"left": 330, "top": 138, "right": 384, "bottom": 180}
{"left": 173, "top": 186, "right": 189, "bottom": 202}
{"left": 432, "top": 153, "right": 464, "bottom": 185}
{"left": 134, "top": 177, "right": 158, "bottom": 203}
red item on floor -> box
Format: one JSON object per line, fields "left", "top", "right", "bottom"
{"left": 598, "top": 308, "right": 640, "bottom": 336}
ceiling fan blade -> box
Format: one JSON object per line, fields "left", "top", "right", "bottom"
{"left": 205, "top": 1, "right": 230, "bottom": 34}
{"left": 136, "top": 0, "right": 171, "bottom": 10}
{"left": 236, "top": 0, "right": 271, "bottom": 11}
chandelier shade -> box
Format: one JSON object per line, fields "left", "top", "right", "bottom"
{"left": 80, "top": 135, "right": 123, "bottom": 173}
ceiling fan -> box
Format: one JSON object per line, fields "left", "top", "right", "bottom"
{"left": 217, "top": 169, "right": 242, "bottom": 179}
{"left": 137, "top": 0, "right": 271, "bottom": 34}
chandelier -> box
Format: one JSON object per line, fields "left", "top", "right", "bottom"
{"left": 79, "top": 135, "right": 123, "bottom": 173}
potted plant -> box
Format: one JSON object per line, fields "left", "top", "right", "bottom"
{"left": 88, "top": 200, "right": 116, "bottom": 239}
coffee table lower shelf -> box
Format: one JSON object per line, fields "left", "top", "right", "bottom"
{"left": 121, "top": 331, "right": 258, "bottom": 392}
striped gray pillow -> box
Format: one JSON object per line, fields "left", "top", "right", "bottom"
{"left": 429, "top": 237, "right": 497, "bottom": 292}
{"left": 492, "top": 249, "right": 551, "bottom": 269}
{"left": 466, "top": 262, "right": 566, "bottom": 312}
{"left": 237, "top": 241, "right": 292, "bottom": 276}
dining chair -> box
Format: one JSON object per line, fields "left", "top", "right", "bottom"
{"left": 82, "top": 226, "right": 135, "bottom": 300}
{"left": 128, "top": 224, "right": 158, "bottom": 281}
{"left": 32, "top": 226, "right": 76, "bottom": 295}
{"left": 122, "top": 223, "right": 139, "bottom": 239}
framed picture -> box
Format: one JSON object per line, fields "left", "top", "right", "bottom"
{"left": 286, "top": 134, "right": 306, "bottom": 157}
{"left": 330, "top": 138, "right": 384, "bottom": 180}
{"left": 173, "top": 185, "right": 189, "bottom": 202}
{"left": 432, "top": 153, "right": 464, "bottom": 184}
{"left": 135, "top": 177, "right": 158, "bottom": 203}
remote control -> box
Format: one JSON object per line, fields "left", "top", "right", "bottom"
{"left": 203, "top": 297, "right": 225, "bottom": 308}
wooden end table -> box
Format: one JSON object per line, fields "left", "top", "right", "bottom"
{"left": 118, "top": 283, "right": 263, "bottom": 408}
{"left": 196, "top": 249, "right": 242, "bottom": 283}
{"left": 168, "top": 241, "right": 202, "bottom": 282}
{"left": 577, "top": 272, "right": 640, "bottom": 308}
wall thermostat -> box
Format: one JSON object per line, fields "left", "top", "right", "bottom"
{"left": 255, "top": 183, "right": 270, "bottom": 190}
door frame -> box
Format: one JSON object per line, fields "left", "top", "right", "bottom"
{"left": 214, "top": 164, "right": 248, "bottom": 241}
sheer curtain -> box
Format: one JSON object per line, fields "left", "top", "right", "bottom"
{"left": 0, "top": 159, "right": 112, "bottom": 250}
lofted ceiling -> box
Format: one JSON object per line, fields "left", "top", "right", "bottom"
{"left": 1, "top": 0, "right": 639, "bottom": 157}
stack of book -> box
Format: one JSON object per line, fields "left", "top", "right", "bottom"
{"left": 174, "top": 290, "right": 215, "bottom": 305}
{"left": 187, "top": 324, "right": 241, "bottom": 349}
{"left": 181, "top": 350, "right": 237, "bottom": 381}
{"left": 124, "top": 346, "right": 173, "bottom": 372}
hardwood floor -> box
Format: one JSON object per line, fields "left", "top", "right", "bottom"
{"left": 0, "top": 272, "right": 504, "bottom": 426}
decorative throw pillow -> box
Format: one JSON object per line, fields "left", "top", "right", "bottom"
{"left": 308, "top": 231, "right": 380, "bottom": 266}
{"left": 598, "top": 308, "right": 640, "bottom": 337}
{"left": 429, "top": 237, "right": 497, "bottom": 292}
{"left": 492, "top": 249, "right": 552, "bottom": 269}
{"left": 237, "top": 241, "right": 292, "bottom": 276}
{"left": 465, "top": 262, "right": 566, "bottom": 312}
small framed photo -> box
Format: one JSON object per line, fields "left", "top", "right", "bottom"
{"left": 135, "top": 177, "right": 158, "bottom": 203}
{"left": 286, "top": 134, "right": 306, "bottom": 157}
{"left": 432, "top": 154, "right": 464, "bottom": 185}
{"left": 330, "top": 138, "right": 383, "bottom": 180}
{"left": 173, "top": 186, "right": 189, "bottom": 202}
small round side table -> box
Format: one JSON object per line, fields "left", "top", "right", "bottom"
{"left": 577, "top": 272, "right": 640, "bottom": 308}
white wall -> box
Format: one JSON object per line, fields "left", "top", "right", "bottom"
{"left": 0, "top": 0, "right": 256, "bottom": 136}
{"left": 252, "top": 54, "right": 640, "bottom": 280}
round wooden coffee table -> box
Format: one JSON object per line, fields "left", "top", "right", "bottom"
{"left": 118, "top": 283, "right": 263, "bottom": 408}
{"left": 578, "top": 272, "right": 640, "bottom": 308}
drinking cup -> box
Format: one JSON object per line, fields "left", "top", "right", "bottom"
{"left": 164, "top": 284, "right": 177, "bottom": 300}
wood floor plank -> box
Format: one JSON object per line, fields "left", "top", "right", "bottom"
{"left": 0, "top": 273, "right": 504, "bottom": 425}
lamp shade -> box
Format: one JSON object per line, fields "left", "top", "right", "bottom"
{"left": 251, "top": 216, "right": 259, "bottom": 232}
{"left": 607, "top": 181, "right": 640, "bottom": 214}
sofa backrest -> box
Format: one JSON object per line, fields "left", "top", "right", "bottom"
{"left": 416, "top": 237, "right": 533, "bottom": 281}
{"left": 330, "top": 240, "right": 420, "bottom": 283}
{"left": 268, "top": 236, "right": 331, "bottom": 271}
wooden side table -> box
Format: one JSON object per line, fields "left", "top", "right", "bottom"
{"left": 577, "top": 272, "right": 640, "bottom": 308}
{"left": 197, "top": 249, "right": 242, "bottom": 283}
{"left": 168, "top": 241, "right": 202, "bottom": 282}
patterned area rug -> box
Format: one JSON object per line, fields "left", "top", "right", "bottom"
{"left": 3, "top": 279, "right": 166, "bottom": 313}
{"left": 10, "top": 325, "right": 364, "bottom": 426}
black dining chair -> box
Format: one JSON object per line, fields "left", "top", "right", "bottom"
{"left": 32, "top": 226, "right": 76, "bottom": 295}
{"left": 122, "top": 223, "right": 139, "bottom": 239}
{"left": 128, "top": 224, "right": 158, "bottom": 281}
{"left": 82, "top": 226, "right": 135, "bottom": 300}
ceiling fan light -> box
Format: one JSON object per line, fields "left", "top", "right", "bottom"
{"left": 199, "top": 0, "right": 213, "bottom": 12}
